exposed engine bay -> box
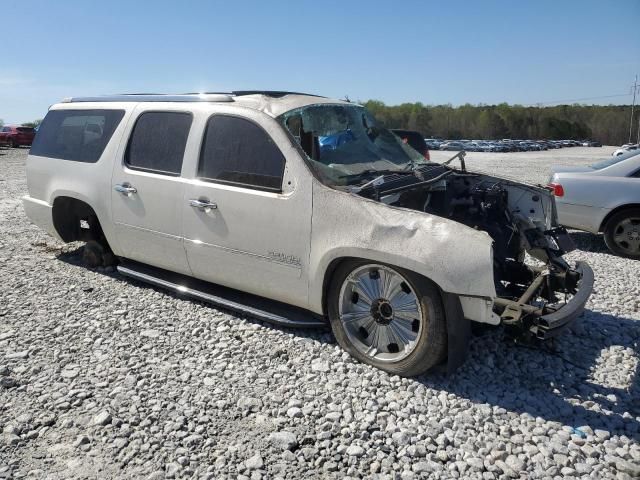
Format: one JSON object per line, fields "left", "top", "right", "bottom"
{"left": 351, "top": 156, "right": 592, "bottom": 339}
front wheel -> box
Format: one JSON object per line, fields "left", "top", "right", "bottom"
{"left": 328, "top": 261, "right": 447, "bottom": 377}
{"left": 604, "top": 208, "right": 640, "bottom": 259}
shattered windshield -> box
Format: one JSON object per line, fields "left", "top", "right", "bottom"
{"left": 280, "top": 104, "right": 426, "bottom": 186}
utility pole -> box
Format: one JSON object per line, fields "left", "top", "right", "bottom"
{"left": 630, "top": 75, "right": 638, "bottom": 144}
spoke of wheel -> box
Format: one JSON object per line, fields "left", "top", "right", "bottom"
{"left": 366, "top": 324, "right": 381, "bottom": 357}
{"left": 351, "top": 281, "right": 374, "bottom": 306}
{"left": 341, "top": 310, "right": 373, "bottom": 326}
{"left": 391, "top": 296, "right": 420, "bottom": 314}
{"left": 376, "top": 325, "right": 391, "bottom": 351}
{"left": 614, "top": 233, "right": 627, "bottom": 243}
{"left": 394, "top": 314, "right": 416, "bottom": 333}
{"left": 381, "top": 270, "right": 403, "bottom": 300}
{"left": 367, "top": 270, "right": 383, "bottom": 299}
{"left": 357, "top": 275, "right": 378, "bottom": 304}
{"left": 390, "top": 321, "right": 414, "bottom": 348}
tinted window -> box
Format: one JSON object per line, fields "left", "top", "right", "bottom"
{"left": 30, "top": 110, "right": 125, "bottom": 162}
{"left": 17, "top": 127, "right": 34, "bottom": 133}
{"left": 2, "top": 127, "right": 11, "bottom": 132}
{"left": 126, "top": 112, "right": 192, "bottom": 175}
{"left": 198, "top": 115, "right": 285, "bottom": 191}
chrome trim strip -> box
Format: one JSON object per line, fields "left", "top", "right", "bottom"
{"left": 184, "top": 238, "right": 302, "bottom": 270}
{"left": 63, "top": 94, "right": 234, "bottom": 103}
{"left": 114, "top": 222, "right": 182, "bottom": 240}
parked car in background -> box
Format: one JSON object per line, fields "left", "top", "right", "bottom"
{"left": 613, "top": 144, "right": 639, "bottom": 156}
{"left": 391, "top": 129, "right": 430, "bottom": 160}
{"left": 423, "top": 138, "right": 442, "bottom": 150}
{"left": 1, "top": 125, "right": 36, "bottom": 147}
{"left": 0, "top": 130, "right": 11, "bottom": 147}
{"left": 549, "top": 150, "right": 640, "bottom": 259}
{"left": 439, "top": 141, "right": 466, "bottom": 151}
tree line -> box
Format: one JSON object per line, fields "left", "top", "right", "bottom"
{"left": 362, "top": 101, "right": 636, "bottom": 145}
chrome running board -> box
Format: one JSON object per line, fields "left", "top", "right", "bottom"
{"left": 117, "top": 260, "right": 326, "bottom": 329}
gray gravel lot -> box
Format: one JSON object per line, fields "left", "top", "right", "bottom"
{"left": 1, "top": 146, "right": 638, "bottom": 479}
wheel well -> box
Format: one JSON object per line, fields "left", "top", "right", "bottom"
{"left": 321, "top": 257, "right": 352, "bottom": 317}
{"left": 320, "top": 256, "right": 445, "bottom": 316}
{"left": 599, "top": 204, "right": 640, "bottom": 232}
{"left": 52, "top": 197, "right": 108, "bottom": 246}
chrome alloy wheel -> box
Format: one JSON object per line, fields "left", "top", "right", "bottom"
{"left": 338, "top": 264, "right": 423, "bottom": 363}
{"left": 612, "top": 217, "right": 640, "bottom": 255}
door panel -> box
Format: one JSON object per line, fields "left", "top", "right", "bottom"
{"left": 182, "top": 113, "right": 312, "bottom": 307}
{"left": 111, "top": 107, "right": 193, "bottom": 275}
{"left": 183, "top": 182, "right": 311, "bottom": 306}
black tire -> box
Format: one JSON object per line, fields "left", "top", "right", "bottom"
{"left": 603, "top": 208, "right": 640, "bottom": 260}
{"left": 82, "top": 241, "right": 105, "bottom": 268}
{"left": 327, "top": 260, "right": 447, "bottom": 377}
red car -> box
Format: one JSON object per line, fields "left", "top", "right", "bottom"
{"left": 0, "top": 131, "right": 10, "bottom": 148}
{"left": 1, "top": 125, "right": 36, "bottom": 147}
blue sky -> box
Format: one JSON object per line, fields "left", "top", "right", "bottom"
{"left": 2, "top": 0, "right": 639, "bottom": 123}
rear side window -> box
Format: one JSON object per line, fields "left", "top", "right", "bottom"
{"left": 198, "top": 115, "right": 285, "bottom": 191}
{"left": 125, "top": 112, "right": 192, "bottom": 176}
{"left": 30, "top": 110, "right": 125, "bottom": 162}
{"left": 17, "top": 127, "right": 34, "bottom": 133}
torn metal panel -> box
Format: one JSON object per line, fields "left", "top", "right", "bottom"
{"left": 307, "top": 181, "right": 497, "bottom": 319}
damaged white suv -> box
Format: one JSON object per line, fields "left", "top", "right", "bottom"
{"left": 23, "top": 91, "right": 593, "bottom": 376}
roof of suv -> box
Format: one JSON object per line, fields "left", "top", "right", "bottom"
{"left": 59, "top": 91, "right": 355, "bottom": 118}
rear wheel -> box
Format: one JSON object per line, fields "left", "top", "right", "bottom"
{"left": 328, "top": 260, "right": 447, "bottom": 377}
{"left": 604, "top": 208, "right": 640, "bottom": 259}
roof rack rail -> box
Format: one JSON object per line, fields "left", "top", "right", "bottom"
{"left": 180, "top": 90, "right": 325, "bottom": 98}
{"left": 62, "top": 93, "right": 234, "bottom": 103}
{"left": 231, "top": 90, "right": 324, "bottom": 98}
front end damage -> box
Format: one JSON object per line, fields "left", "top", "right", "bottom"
{"left": 354, "top": 153, "right": 594, "bottom": 339}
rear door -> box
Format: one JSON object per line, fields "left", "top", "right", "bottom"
{"left": 181, "top": 110, "right": 312, "bottom": 307}
{"left": 111, "top": 106, "right": 194, "bottom": 275}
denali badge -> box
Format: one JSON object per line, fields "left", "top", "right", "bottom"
{"left": 269, "top": 251, "right": 301, "bottom": 266}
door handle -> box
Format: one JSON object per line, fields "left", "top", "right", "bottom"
{"left": 114, "top": 183, "right": 137, "bottom": 196}
{"left": 189, "top": 199, "right": 218, "bottom": 211}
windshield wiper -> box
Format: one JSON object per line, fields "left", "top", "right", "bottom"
{"left": 339, "top": 168, "right": 414, "bottom": 180}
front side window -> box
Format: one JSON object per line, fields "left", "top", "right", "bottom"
{"left": 198, "top": 115, "right": 285, "bottom": 191}
{"left": 30, "top": 109, "right": 125, "bottom": 162}
{"left": 280, "top": 104, "right": 425, "bottom": 187}
{"left": 126, "top": 112, "right": 192, "bottom": 175}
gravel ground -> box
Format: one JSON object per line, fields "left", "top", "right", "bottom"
{"left": 1, "top": 146, "right": 638, "bottom": 479}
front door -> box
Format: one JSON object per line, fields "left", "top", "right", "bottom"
{"left": 111, "top": 108, "right": 194, "bottom": 275}
{"left": 182, "top": 112, "right": 312, "bottom": 307}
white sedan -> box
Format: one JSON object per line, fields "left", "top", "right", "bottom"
{"left": 549, "top": 150, "right": 640, "bottom": 259}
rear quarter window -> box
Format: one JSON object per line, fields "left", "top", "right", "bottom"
{"left": 30, "top": 109, "right": 125, "bottom": 162}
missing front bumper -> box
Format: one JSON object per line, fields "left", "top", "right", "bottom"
{"left": 494, "top": 261, "right": 594, "bottom": 340}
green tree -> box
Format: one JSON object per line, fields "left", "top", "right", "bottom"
{"left": 360, "top": 100, "right": 630, "bottom": 144}
{"left": 21, "top": 119, "right": 42, "bottom": 128}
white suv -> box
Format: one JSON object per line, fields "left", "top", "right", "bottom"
{"left": 23, "top": 91, "right": 593, "bottom": 376}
